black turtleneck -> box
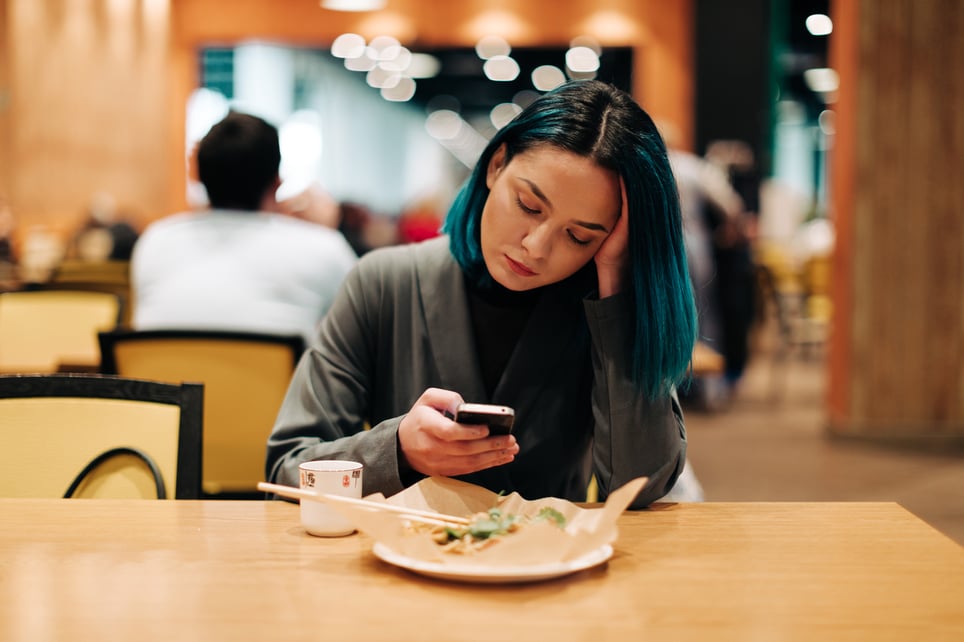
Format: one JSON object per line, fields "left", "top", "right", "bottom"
{"left": 464, "top": 278, "right": 540, "bottom": 398}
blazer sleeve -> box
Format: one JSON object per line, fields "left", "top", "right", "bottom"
{"left": 584, "top": 293, "right": 687, "bottom": 509}
{"left": 265, "top": 256, "right": 408, "bottom": 497}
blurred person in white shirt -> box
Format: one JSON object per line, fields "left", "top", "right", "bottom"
{"left": 131, "top": 111, "right": 357, "bottom": 344}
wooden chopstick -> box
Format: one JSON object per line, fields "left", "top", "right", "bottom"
{"left": 258, "top": 482, "right": 329, "bottom": 503}
{"left": 257, "top": 481, "right": 470, "bottom": 525}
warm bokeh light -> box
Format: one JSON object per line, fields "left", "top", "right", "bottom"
{"left": 578, "top": 11, "right": 639, "bottom": 44}
{"left": 818, "top": 109, "right": 836, "bottom": 136}
{"left": 355, "top": 11, "right": 417, "bottom": 43}
{"left": 331, "top": 33, "right": 366, "bottom": 59}
{"left": 381, "top": 77, "right": 416, "bottom": 102}
{"left": 379, "top": 46, "right": 412, "bottom": 72}
{"left": 367, "top": 35, "right": 400, "bottom": 60}
{"left": 425, "top": 109, "right": 463, "bottom": 141}
{"left": 569, "top": 35, "right": 602, "bottom": 56}
{"left": 803, "top": 67, "right": 839, "bottom": 94}
{"left": 406, "top": 53, "right": 440, "bottom": 79}
{"left": 483, "top": 55, "right": 520, "bottom": 82}
{"left": 462, "top": 10, "right": 531, "bottom": 43}
{"left": 565, "top": 47, "right": 600, "bottom": 74}
{"left": 805, "top": 14, "right": 833, "bottom": 36}
{"left": 490, "top": 102, "right": 522, "bottom": 130}
{"left": 344, "top": 50, "right": 376, "bottom": 72}
{"left": 320, "top": 0, "right": 386, "bottom": 12}
{"left": 366, "top": 65, "right": 400, "bottom": 89}
{"left": 531, "top": 65, "right": 566, "bottom": 92}
{"left": 475, "top": 35, "right": 511, "bottom": 60}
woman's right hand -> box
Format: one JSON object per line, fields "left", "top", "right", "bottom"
{"left": 398, "top": 388, "right": 519, "bottom": 477}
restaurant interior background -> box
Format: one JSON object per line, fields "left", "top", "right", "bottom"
{"left": 0, "top": 1, "right": 961, "bottom": 537}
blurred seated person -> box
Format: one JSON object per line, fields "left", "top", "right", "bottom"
{"left": 0, "top": 196, "right": 17, "bottom": 286}
{"left": 69, "top": 192, "right": 139, "bottom": 262}
{"left": 397, "top": 197, "right": 444, "bottom": 245}
{"left": 276, "top": 180, "right": 341, "bottom": 230}
{"left": 337, "top": 201, "right": 376, "bottom": 256}
{"left": 131, "top": 111, "right": 358, "bottom": 343}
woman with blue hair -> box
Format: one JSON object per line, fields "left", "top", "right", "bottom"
{"left": 267, "top": 80, "right": 698, "bottom": 508}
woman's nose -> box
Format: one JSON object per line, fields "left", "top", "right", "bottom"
{"left": 521, "top": 222, "right": 552, "bottom": 259}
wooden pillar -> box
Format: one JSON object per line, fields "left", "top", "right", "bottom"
{"left": 827, "top": 0, "right": 964, "bottom": 446}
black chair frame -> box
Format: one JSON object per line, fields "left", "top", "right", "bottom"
{"left": 0, "top": 373, "right": 203, "bottom": 499}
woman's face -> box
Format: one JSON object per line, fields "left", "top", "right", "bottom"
{"left": 480, "top": 144, "right": 621, "bottom": 291}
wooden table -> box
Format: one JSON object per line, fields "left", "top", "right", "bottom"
{"left": 1, "top": 500, "right": 962, "bottom": 641}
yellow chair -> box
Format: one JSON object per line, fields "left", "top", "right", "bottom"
{"left": 0, "top": 289, "right": 122, "bottom": 373}
{"left": 47, "top": 260, "right": 132, "bottom": 325}
{"left": 0, "top": 373, "right": 202, "bottom": 499}
{"left": 98, "top": 329, "right": 305, "bottom": 498}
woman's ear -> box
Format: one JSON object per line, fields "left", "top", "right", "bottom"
{"left": 486, "top": 144, "right": 508, "bottom": 189}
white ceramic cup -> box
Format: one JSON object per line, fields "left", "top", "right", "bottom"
{"left": 298, "top": 460, "right": 364, "bottom": 537}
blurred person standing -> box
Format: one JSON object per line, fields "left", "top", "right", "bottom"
{"left": 705, "top": 140, "right": 761, "bottom": 387}
{"left": 131, "top": 111, "right": 357, "bottom": 343}
{"left": 661, "top": 125, "right": 746, "bottom": 396}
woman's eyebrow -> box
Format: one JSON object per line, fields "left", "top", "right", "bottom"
{"left": 519, "top": 178, "right": 553, "bottom": 208}
{"left": 573, "top": 220, "right": 609, "bottom": 233}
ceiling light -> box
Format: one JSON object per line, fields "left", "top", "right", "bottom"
{"left": 320, "top": 0, "right": 386, "bottom": 12}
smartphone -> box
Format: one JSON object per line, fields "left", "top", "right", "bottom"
{"left": 449, "top": 402, "right": 515, "bottom": 435}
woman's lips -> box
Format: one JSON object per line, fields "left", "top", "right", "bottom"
{"left": 505, "top": 255, "right": 537, "bottom": 277}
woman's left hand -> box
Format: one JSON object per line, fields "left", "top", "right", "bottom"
{"left": 594, "top": 178, "right": 630, "bottom": 297}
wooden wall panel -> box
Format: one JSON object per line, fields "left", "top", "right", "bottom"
{"left": 4, "top": 0, "right": 171, "bottom": 243}
{"left": 830, "top": 0, "right": 964, "bottom": 442}
{"left": 0, "top": 0, "right": 10, "bottom": 200}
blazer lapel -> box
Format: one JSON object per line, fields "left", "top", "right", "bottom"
{"left": 414, "top": 239, "right": 489, "bottom": 403}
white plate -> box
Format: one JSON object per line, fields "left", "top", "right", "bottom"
{"left": 371, "top": 542, "right": 613, "bottom": 584}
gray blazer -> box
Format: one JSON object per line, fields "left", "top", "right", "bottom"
{"left": 266, "top": 236, "right": 686, "bottom": 508}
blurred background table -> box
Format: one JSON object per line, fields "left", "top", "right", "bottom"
{"left": 1, "top": 499, "right": 960, "bottom": 641}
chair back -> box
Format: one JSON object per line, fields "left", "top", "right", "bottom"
{"left": 99, "top": 329, "right": 304, "bottom": 498}
{"left": 47, "top": 260, "right": 132, "bottom": 325}
{"left": 0, "top": 373, "right": 203, "bottom": 499}
{"left": 0, "top": 289, "right": 122, "bottom": 373}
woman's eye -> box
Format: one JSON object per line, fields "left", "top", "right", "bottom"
{"left": 515, "top": 197, "right": 539, "bottom": 215}
{"left": 567, "top": 231, "right": 592, "bottom": 246}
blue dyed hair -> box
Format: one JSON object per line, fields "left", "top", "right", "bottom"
{"left": 443, "top": 80, "right": 697, "bottom": 400}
